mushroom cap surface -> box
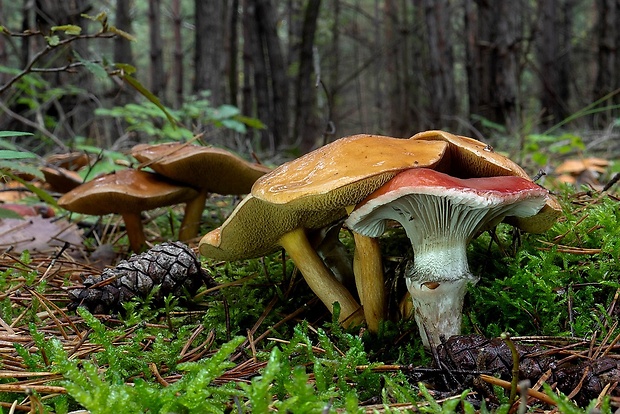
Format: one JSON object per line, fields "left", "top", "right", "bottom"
{"left": 58, "top": 169, "right": 199, "bottom": 215}
{"left": 253, "top": 134, "right": 449, "bottom": 206}
{"left": 131, "top": 142, "right": 271, "bottom": 194}
{"left": 411, "top": 130, "right": 531, "bottom": 179}
{"left": 411, "top": 130, "right": 561, "bottom": 232}
{"left": 346, "top": 168, "right": 549, "bottom": 239}
{"left": 200, "top": 135, "right": 449, "bottom": 260}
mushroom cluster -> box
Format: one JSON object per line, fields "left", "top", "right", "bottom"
{"left": 199, "top": 134, "right": 449, "bottom": 327}
{"left": 58, "top": 142, "right": 269, "bottom": 252}
{"left": 199, "top": 130, "right": 561, "bottom": 345}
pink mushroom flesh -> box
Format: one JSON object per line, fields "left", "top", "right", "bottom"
{"left": 345, "top": 168, "right": 549, "bottom": 347}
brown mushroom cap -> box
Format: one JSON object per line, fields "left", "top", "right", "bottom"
{"left": 411, "top": 130, "right": 562, "bottom": 233}
{"left": 41, "top": 166, "right": 83, "bottom": 193}
{"left": 131, "top": 142, "right": 271, "bottom": 194}
{"left": 253, "top": 134, "right": 449, "bottom": 206}
{"left": 555, "top": 158, "right": 610, "bottom": 175}
{"left": 58, "top": 169, "right": 198, "bottom": 215}
{"left": 202, "top": 135, "right": 449, "bottom": 259}
{"left": 410, "top": 130, "right": 531, "bottom": 179}
{"left": 201, "top": 134, "right": 449, "bottom": 326}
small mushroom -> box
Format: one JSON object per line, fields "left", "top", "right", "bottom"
{"left": 131, "top": 142, "right": 271, "bottom": 241}
{"left": 200, "top": 134, "right": 449, "bottom": 328}
{"left": 41, "top": 166, "right": 83, "bottom": 193}
{"left": 58, "top": 169, "right": 198, "bottom": 252}
{"left": 345, "top": 168, "right": 551, "bottom": 347}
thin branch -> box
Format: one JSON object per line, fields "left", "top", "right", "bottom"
{"left": 0, "top": 100, "right": 68, "bottom": 150}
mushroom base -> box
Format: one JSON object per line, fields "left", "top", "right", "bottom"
{"left": 405, "top": 243, "right": 479, "bottom": 348}
{"left": 405, "top": 265, "right": 479, "bottom": 348}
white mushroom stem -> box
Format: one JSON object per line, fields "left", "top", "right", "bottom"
{"left": 352, "top": 232, "right": 386, "bottom": 332}
{"left": 279, "top": 227, "right": 364, "bottom": 326}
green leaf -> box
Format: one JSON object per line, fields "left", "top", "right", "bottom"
{"left": 120, "top": 74, "right": 177, "bottom": 125}
{"left": 0, "top": 150, "right": 37, "bottom": 160}
{"left": 0, "top": 207, "right": 26, "bottom": 219}
{"left": 46, "top": 35, "right": 60, "bottom": 46}
{"left": 108, "top": 26, "right": 136, "bottom": 41}
{"left": 114, "top": 63, "right": 137, "bottom": 75}
{"left": 0, "top": 131, "right": 32, "bottom": 139}
{"left": 236, "top": 115, "right": 266, "bottom": 129}
{"left": 3, "top": 171, "right": 57, "bottom": 206}
{"left": 51, "top": 25, "right": 82, "bottom": 35}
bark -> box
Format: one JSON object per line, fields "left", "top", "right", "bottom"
{"left": 148, "top": 0, "right": 166, "bottom": 100}
{"left": 256, "top": 0, "right": 290, "bottom": 147}
{"left": 171, "top": 0, "right": 183, "bottom": 108}
{"left": 537, "top": 0, "right": 571, "bottom": 127}
{"left": 194, "top": 0, "right": 226, "bottom": 106}
{"left": 113, "top": 0, "right": 134, "bottom": 105}
{"left": 0, "top": 0, "right": 7, "bottom": 85}
{"left": 244, "top": 0, "right": 272, "bottom": 151}
{"left": 422, "top": 0, "right": 456, "bottom": 128}
{"left": 593, "top": 0, "right": 617, "bottom": 127}
{"left": 229, "top": 0, "right": 239, "bottom": 106}
{"left": 465, "top": 0, "right": 520, "bottom": 133}
{"left": 293, "top": 0, "right": 322, "bottom": 151}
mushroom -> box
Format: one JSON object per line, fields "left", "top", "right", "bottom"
{"left": 345, "top": 168, "right": 550, "bottom": 347}
{"left": 58, "top": 169, "right": 198, "bottom": 252}
{"left": 131, "top": 142, "right": 272, "bottom": 241}
{"left": 41, "top": 166, "right": 83, "bottom": 193}
{"left": 200, "top": 134, "right": 449, "bottom": 328}
{"left": 411, "top": 129, "right": 562, "bottom": 234}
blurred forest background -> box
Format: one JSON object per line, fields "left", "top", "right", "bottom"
{"left": 1, "top": 0, "right": 620, "bottom": 161}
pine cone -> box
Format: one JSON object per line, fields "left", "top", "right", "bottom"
{"left": 68, "top": 241, "right": 216, "bottom": 314}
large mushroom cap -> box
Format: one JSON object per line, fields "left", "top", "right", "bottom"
{"left": 410, "top": 130, "right": 531, "bottom": 179}
{"left": 253, "top": 134, "right": 449, "bottom": 206}
{"left": 201, "top": 135, "right": 449, "bottom": 260}
{"left": 411, "top": 130, "right": 562, "bottom": 232}
{"left": 131, "top": 142, "right": 271, "bottom": 194}
{"left": 58, "top": 169, "right": 198, "bottom": 215}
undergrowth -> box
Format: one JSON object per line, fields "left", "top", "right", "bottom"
{"left": 0, "top": 189, "right": 618, "bottom": 413}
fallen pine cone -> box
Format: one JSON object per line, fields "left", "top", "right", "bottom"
{"left": 68, "top": 241, "right": 216, "bottom": 314}
{"left": 436, "top": 334, "right": 620, "bottom": 407}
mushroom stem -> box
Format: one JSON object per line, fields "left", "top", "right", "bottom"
{"left": 179, "top": 189, "right": 210, "bottom": 241}
{"left": 403, "top": 240, "right": 479, "bottom": 347}
{"left": 279, "top": 227, "right": 364, "bottom": 326}
{"left": 352, "top": 232, "right": 385, "bottom": 332}
{"left": 120, "top": 212, "right": 147, "bottom": 252}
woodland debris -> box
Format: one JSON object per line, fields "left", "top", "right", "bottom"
{"left": 68, "top": 241, "right": 215, "bottom": 314}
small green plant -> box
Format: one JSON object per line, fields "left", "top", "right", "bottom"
{"left": 95, "top": 93, "right": 264, "bottom": 141}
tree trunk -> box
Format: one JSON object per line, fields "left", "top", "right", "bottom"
{"left": 593, "top": 0, "right": 617, "bottom": 127}
{"left": 114, "top": 0, "right": 134, "bottom": 106}
{"left": 256, "top": 0, "right": 290, "bottom": 148}
{"left": 171, "top": 0, "right": 183, "bottom": 108}
{"left": 537, "top": 0, "right": 572, "bottom": 127}
{"left": 422, "top": 0, "right": 456, "bottom": 128}
{"left": 148, "top": 0, "right": 166, "bottom": 100}
{"left": 465, "top": 0, "right": 520, "bottom": 134}
{"left": 293, "top": 0, "right": 322, "bottom": 151}
{"left": 194, "top": 0, "right": 226, "bottom": 106}
{"left": 229, "top": 0, "right": 240, "bottom": 106}
{"left": 243, "top": 0, "right": 272, "bottom": 151}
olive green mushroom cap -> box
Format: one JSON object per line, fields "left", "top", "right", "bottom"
{"left": 58, "top": 169, "right": 198, "bottom": 215}
{"left": 411, "top": 130, "right": 562, "bottom": 233}
{"left": 200, "top": 134, "right": 449, "bottom": 260}
{"left": 131, "top": 142, "right": 271, "bottom": 194}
